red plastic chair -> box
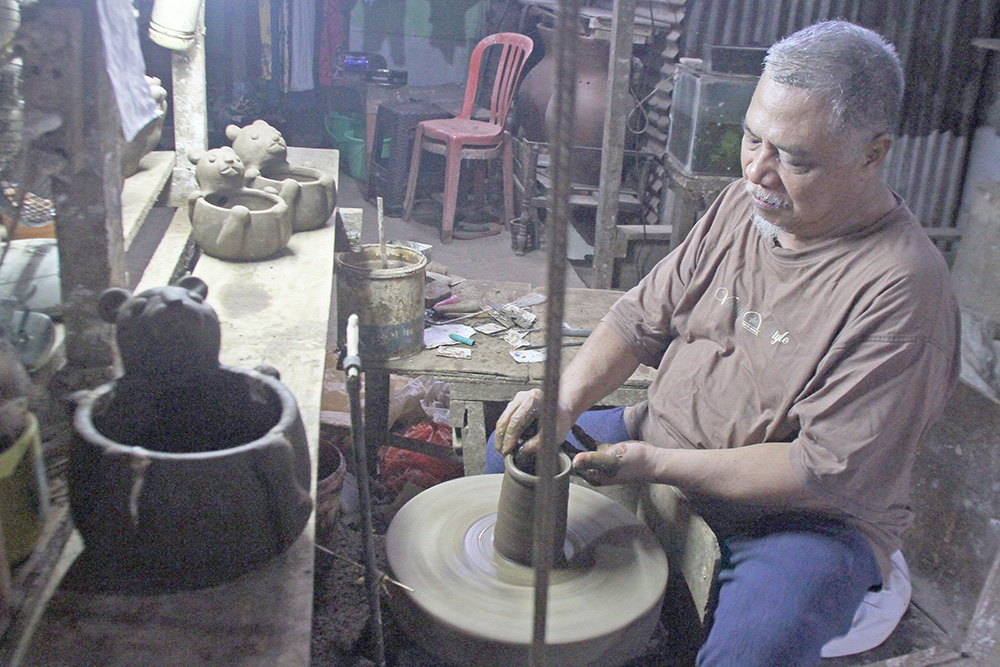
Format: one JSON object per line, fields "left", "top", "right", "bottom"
{"left": 402, "top": 33, "right": 533, "bottom": 243}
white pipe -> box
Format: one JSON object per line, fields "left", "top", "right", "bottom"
{"left": 149, "top": 0, "right": 204, "bottom": 51}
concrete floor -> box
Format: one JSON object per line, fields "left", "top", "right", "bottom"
{"left": 338, "top": 166, "right": 587, "bottom": 289}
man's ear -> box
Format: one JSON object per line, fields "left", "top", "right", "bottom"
{"left": 863, "top": 133, "right": 892, "bottom": 169}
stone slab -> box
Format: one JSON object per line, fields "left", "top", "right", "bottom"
{"left": 121, "top": 150, "right": 174, "bottom": 251}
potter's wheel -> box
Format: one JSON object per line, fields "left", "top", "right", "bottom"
{"left": 385, "top": 475, "right": 668, "bottom": 666}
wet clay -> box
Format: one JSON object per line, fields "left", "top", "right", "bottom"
{"left": 384, "top": 474, "right": 668, "bottom": 666}
{"left": 493, "top": 452, "right": 571, "bottom": 566}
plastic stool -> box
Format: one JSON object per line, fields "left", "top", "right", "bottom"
{"left": 366, "top": 100, "right": 451, "bottom": 216}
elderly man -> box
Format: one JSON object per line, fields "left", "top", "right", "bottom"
{"left": 488, "top": 20, "right": 960, "bottom": 667}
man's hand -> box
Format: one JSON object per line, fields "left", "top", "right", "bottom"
{"left": 494, "top": 388, "right": 575, "bottom": 459}
{"left": 572, "top": 441, "right": 657, "bottom": 486}
{"left": 494, "top": 322, "right": 641, "bottom": 463}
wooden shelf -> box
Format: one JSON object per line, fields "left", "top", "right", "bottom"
{"left": 121, "top": 151, "right": 175, "bottom": 251}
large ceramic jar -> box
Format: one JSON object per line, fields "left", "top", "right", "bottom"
{"left": 517, "top": 25, "right": 610, "bottom": 184}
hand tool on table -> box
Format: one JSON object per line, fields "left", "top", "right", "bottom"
{"left": 562, "top": 326, "right": 594, "bottom": 337}
{"left": 449, "top": 333, "right": 475, "bottom": 346}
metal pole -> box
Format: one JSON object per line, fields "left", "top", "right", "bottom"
{"left": 529, "top": 1, "right": 579, "bottom": 665}
{"left": 345, "top": 314, "right": 386, "bottom": 667}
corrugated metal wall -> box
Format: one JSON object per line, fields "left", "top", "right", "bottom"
{"left": 680, "top": 0, "right": 1000, "bottom": 248}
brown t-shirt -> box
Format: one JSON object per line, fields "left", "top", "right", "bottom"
{"left": 604, "top": 180, "right": 961, "bottom": 580}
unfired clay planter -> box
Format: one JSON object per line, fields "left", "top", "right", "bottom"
{"left": 254, "top": 165, "right": 336, "bottom": 232}
{"left": 67, "top": 277, "right": 312, "bottom": 592}
{"left": 187, "top": 146, "right": 297, "bottom": 261}
{"left": 121, "top": 75, "right": 167, "bottom": 178}
{"left": 189, "top": 188, "right": 294, "bottom": 260}
{"left": 228, "top": 120, "right": 337, "bottom": 232}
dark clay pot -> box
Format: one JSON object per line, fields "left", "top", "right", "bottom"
{"left": 68, "top": 365, "right": 313, "bottom": 592}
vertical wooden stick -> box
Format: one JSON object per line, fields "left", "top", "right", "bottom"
{"left": 377, "top": 196, "right": 387, "bottom": 269}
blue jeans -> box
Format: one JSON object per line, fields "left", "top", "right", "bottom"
{"left": 485, "top": 407, "right": 881, "bottom": 666}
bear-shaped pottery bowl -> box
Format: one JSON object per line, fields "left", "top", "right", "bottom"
{"left": 187, "top": 146, "right": 297, "bottom": 261}
{"left": 254, "top": 165, "right": 336, "bottom": 232}
{"left": 189, "top": 188, "right": 293, "bottom": 261}
{"left": 226, "top": 120, "right": 336, "bottom": 233}
{"left": 66, "top": 278, "right": 312, "bottom": 592}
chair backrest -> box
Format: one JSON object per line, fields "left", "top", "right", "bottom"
{"left": 458, "top": 32, "right": 533, "bottom": 128}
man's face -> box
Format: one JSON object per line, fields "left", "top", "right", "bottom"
{"left": 740, "top": 73, "right": 878, "bottom": 244}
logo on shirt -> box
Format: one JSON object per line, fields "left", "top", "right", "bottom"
{"left": 714, "top": 287, "right": 790, "bottom": 345}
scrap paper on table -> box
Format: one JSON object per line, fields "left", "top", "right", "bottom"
{"left": 425, "top": 323, "right": 477, "bottom": 348}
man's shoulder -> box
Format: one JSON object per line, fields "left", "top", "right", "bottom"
{"left": 864, "top": 203, "right": 951, "bottom": 283}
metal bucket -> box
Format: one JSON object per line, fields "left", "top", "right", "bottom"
{"left": 336, "top": 244, "right": 427, "bottom": 362}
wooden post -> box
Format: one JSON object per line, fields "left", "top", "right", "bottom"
{"left": 592, "top": 0, "right": 636, "bottom": 289}
{"left": 167, "top": 0, "right": 207, "bottom": 206}
{"left": 21, "top": 1, "right": 126, "bottom": 388}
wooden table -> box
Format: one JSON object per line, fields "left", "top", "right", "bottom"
{"left": 362, "top": 280, "right": 655, "bottom": 475}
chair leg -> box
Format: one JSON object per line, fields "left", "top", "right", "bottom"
{"left": 440, "top": 143, "right": 463, "bottom": 244}
{"left": 402, "top": 124, "right": 425, "bottom": 223}
{"left": 502, "top": 133, "right": 515, "bottom": 229}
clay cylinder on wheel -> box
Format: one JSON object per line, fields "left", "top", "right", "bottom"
{"left": 493, "top": 452, "right": 571, "bottom": 566}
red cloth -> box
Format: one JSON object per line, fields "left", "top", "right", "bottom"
{"left": 380, "top": 421, "right": 463, "bottom": 493}
{"left": 318, "top": 0, "right": 346, "bottom": 87}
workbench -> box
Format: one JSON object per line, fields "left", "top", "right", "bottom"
{"left": 5, "top": 148, "right": 338, "bottom": 666}
{"left": 362, "top": 280, "right": 655, "bottom": 476}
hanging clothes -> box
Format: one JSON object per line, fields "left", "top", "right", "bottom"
{"left": 288, "top": 0, "right": 316, "bottom": 92}
{"left": 318, "top": 0, "right": 346, "bottom": 86}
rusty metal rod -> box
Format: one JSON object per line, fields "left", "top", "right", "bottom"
{"left": 529, "top": 0, "right": 580, "bottom": 664}
{"left": 345, "top": 314, "right": 386, "bottom": 667}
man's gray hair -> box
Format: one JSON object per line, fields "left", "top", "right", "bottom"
{"left": 764, "top": 20, "right": 904, "bottom": 135}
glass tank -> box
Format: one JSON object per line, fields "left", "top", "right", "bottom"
{"left": 666, "top": 62, "right": 760, "bottom": 177}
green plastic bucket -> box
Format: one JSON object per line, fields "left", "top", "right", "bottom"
{"left": 344, "top": 130, "right": 368, "bottom": 180}
{"left": 325, "top": 112, "right": 363, "bottom": 148}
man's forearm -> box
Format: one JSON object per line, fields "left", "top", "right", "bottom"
{"left": 558, "top": 321, "right": 640, "bottom": 422}
{"left": 643, "top": 441, "right": 829, "bottom": 510}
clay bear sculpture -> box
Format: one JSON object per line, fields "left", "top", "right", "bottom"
{"left": 187, "top": 146, "right": 298, "bottom": 260}
{"left": 122, "top": 75, "right": 168, "bottom": 178}
{"left": 225, "top": 119, "right": 290, "bottom": 180}
{"left": 226, "top": 120, "right": 336, "bottom": 232}
{"left": 98, "top": 275, "right": 220, "bottom": 383}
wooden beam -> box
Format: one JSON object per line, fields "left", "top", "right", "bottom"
{"left": 38, "top": 1, "right": 123, "bottom": 386}
{"left": 592, "top": 0, "right": 637, "bottom": 289}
